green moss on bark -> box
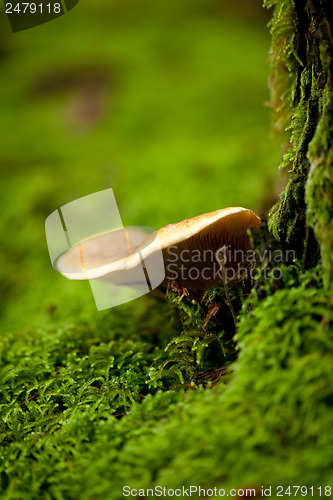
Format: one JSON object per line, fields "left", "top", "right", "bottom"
{"left": 265, "top": 0, "right": 333, "bottom": 287}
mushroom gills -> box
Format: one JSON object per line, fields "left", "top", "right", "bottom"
{"left": 160, "top": 208, "right": 260, "bottom": 290}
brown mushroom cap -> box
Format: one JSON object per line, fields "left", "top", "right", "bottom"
{"left": 56, "top": 207, "right": 260, "bottom": 291}
{"left": 156, "top": 207, "right": 259, "bottom": 249}
{"left": 156, "top": 207, "right": 260, "bottom": 290}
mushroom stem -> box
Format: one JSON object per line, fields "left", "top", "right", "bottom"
{"left": 215, "top": 245, "right": 238, "bottom": 330}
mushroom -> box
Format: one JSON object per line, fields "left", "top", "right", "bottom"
{"left": 155, "top": 207, "right": 260, "bottom": 291}
{"left": 56, "top": 207, "right": 260, "bottom": 293}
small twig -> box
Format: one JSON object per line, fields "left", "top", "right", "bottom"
{"left": 113, "top": 412, "right": 129, "bottom": 420}
{"left": 165, "top": 280, "right": 171, "bottom": 299}
{"left": 20, "top": 394, "right": 37, "bottom": 406}
{"left": 195, "top": 366, "right": 229, "bottom": 387}
{"left": 302, "top": 225, "right": 310, "bottom": 273}
{"left": 184, "top": 384, "right": 198, "bottom": 391}
{"left": 216, "top": 245, "right": 238, "bottom": 330}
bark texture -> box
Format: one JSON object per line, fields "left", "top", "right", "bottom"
{"left": 266, "top": 0, "right": 333, "bottom": 287}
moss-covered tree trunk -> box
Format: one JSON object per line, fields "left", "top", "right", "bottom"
{"left": 266, "top": 0, "right": 333, "bottom": 288}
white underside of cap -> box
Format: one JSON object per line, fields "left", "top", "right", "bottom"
{"left": 56, "top": 207, "right": 252, "bottom": 280}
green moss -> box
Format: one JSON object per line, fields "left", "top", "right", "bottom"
{"left": 1, "top": 1, "right": 332, "bottom": 497}
{"left": 1, "top": 266, "right": 333, "bottom": 499}
{"left": 306, "top": 85, "right": 333, "bottom": 288}
{"left": 145, "top": 287, "right": 236, "bottom": 388}
{"left": 265, "top": 0, "right": 333, "bottom": 287}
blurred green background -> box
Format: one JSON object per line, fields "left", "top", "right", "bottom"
{"left": 0, "top": 0, "right": 280, "bottom": 330}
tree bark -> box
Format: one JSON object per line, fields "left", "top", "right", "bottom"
{"left": 265, "top": 0, "right": 333, "bottom": 287}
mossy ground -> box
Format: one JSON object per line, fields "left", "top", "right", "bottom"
{"left": 1, "top": 1, "right": 332, "bottom": 499}
{"left": 2, "top": 265, "right": 333, "bottom": 499}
